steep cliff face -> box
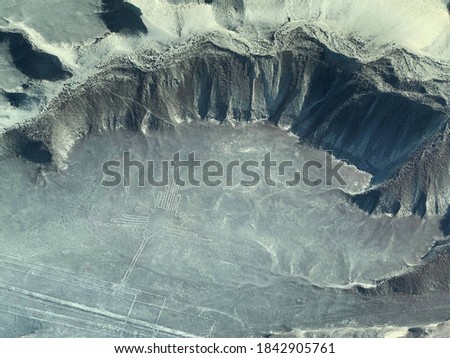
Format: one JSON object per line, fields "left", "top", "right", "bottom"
{"left": 355, "top": 246, "right": 450, "bottom": 296}
{"left": 351, "top": 123, "right": 450, "bottom": 217}
{"left": 3, "top": 28, "right": 449, "bottom": 219}
{"left": 2, "top": 33, "right": 445, "bottom": 159}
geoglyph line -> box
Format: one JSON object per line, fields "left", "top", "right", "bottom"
{"left": 119, "top": 229, "right": 160, "bottom": 287}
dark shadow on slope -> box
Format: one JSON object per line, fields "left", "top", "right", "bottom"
{"left": 412, "top": 190, "right": 427, "bottom": 218}
{"left": 3, "top": 91, "right": 39, "bottom": 109}
{"left": 18, "top": 139, "right": 52, "bottom": 164}
{"left": 350, "top": 189, "right": 383, "bottom": 215}
{"left": 0, "top": 31, "right": 72, "bottom": 81}
{"left": 100, "top": 0, "right": 148, "bottom": 35}
{"left": 293, "top": 88, "right": 445, "bottom": 184}
{"left": 3, "top": 129, "right": 52, "bottom": 164}
{"left": 440, "top": 206, "right": 450, "bottom": 236}
{"left": 406, "top": 327, "right": 428, "bottom": 338}
{"left": 350, "top": 189, "right": 402, "bottom": 216}
{"left": 354, "top": 247, "right": 450, "bottom": 296}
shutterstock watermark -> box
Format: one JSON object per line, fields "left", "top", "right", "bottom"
{"left": 101, "top": 151, "right": 347, "bottom": 188}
